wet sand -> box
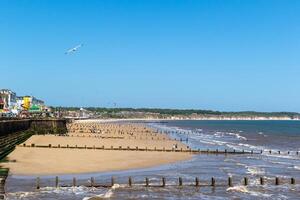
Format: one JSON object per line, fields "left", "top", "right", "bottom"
{"left": 3, "top": 121, "right": 192, "bottom": 175}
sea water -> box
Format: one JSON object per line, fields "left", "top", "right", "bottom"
{"left": 5, "top": 120, "right": 300, "bottom": 199}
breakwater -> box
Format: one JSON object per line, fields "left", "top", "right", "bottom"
{"left": 35, "top": 175, "right": 297, "bottom": 189}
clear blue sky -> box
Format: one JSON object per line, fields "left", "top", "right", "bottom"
{"left": 1, "top": 0, "right": 299, "bottom": 112}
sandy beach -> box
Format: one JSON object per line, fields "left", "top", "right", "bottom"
{"left": 3, "top": 121, "right": 192, "bottom": 175}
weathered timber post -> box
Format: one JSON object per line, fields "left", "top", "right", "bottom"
{"left": 178, "top": 177, "right": 183, "bottom": 186}
{"left": 260, "top": 177, "right": 264, "bottom": 185}
{"left": 55, "top": 176, "right": 59, "bottom": 188}
{"left": 243, "top": 177, "right": 248, "bottom": 186}
{"left": 195, "top": 177, "right": 199, "bottom": 186}
{"left": 145, "top": 177, "right": 149, "bottom": 187}
{"left": 36, "top": 177, "right": 40, "bottom": 189}
{"left": 73, "top": 177, "right": 77, "bottom": 187}
{"left": 291, "top": 178, "right": 295, "bottom": 185}
{"left": 111, "top": 177, "right": 115, "bottom": 186}
{"left": 278, "top": 151, "right": 280, "bottom": 154}
{"left": 162, "top": 177, "right": 166, "bottom": 187}
{"left": 228, "top": 177, "right": 233, "bottom": 187}
{"left": 211, "top": 177, "right": 215, "bottom": 186}
{"left": 251, "top": 150, "right": 253, "bottom": 154}
{"left": 91, "top": 177, "right": 94, "bottom": 187}
{"left": 275, "top": 177, "right": 279, "bottom": 185}
{"left": 0, "top": 178, "right": 5, "bottom": 196}
{"left": 128, "top": 177, "right": 132, "bottom": 187}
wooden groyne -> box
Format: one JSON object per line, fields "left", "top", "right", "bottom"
{"left": 18, "top": 144, "right": 262, "bottom": 155}
{"left": 0, "top": 168, "right": 8, "bottom": 199}
{"left": 34, "top": 175, "right": 298, "bottom": 189}
{"left": 18, "top": 143, "right": 300, "bottom": 156}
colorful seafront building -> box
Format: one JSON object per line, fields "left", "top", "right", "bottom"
{"left": 0, "top": 89, "right": 46, "bottom": 117}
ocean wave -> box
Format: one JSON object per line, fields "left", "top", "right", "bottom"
{"left": 82, "top": 184, "right": 124, "bottom": 200}
{"left": 293, "top": 165, "right": 300, "bottom": 170}
{"left": 227, "top": 185, "right": 272, "bottom": 197}
{"left": 82, "top": 190, "right": 113, "bottom": 200}
{"left": 246, "top": 166, "right": 265, "bottom": 176}
{"left": 227, "top": 132, "right": 247, "bottom": 141}
{"left": 226, "top": 185, "right": 248, "bottom": 193}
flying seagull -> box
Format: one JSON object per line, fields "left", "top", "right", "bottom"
{"left": 65, "top": 44, "right": 83, "bottom": 54}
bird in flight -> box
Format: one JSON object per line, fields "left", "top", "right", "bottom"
{"left": 65, "top": 44, "right": 83, "bottom": 54}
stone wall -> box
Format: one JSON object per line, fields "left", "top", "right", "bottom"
{"left": 0, "top": 120, "right": 31, "bottom": 136}
{"left": 0, "top": 119, "right": 67, "bottom": 136}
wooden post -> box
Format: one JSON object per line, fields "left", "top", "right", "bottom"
{"left": 91, "top": 177, "right": 94, "bottom": 187}
{"left": 251, "top": 150, "right": 253, "bottom": 154}
{"left": 291, "top": 178, "right": 295, "bottom": 185}
{"left": 260, "top": 177, "right": 264, "bottom": 185}
{"left": 260, "top": 150, "right": 263, "bottom": 154}
{"left": 55, "top": 176, "right": 59, "bottom": 188}
{"left": 111, "top": 177, "right": 115, "bottom": 186}
{"left": 178, "top": 177, "right": 183, "bottom": 186}
{"left": 211, "top": 177, "right": 215, "bottom": 186}
{"left": 128, "top": 177, "right": 132, "bottom": 187}
{"left": 195, "top": 177, "right": 199, "bottom": 186}
{"left": 162, "top": 177, "right": 166, "bottom": 187}
{"left": 145, "top": 177, "right": 149, "bottom": 187}
{"left": 73, "top": 177, "right": 77, "bottom": 187}
{"left": 275, "top": 177, "right": 279, "bottom": 185}
{"left": 243, "top": 177, "right": 248, "bottom": 186}
{"left": 228, "top": 177, "right": 233, "bottom": 187}
{"left": 278, "top": 151, "right": 280, "bottom": 154}
{"left": 36, "top": 177, "right": 40, "bottom": 189}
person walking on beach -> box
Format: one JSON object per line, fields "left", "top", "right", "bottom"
{"left": 172, "top": 144, "right": 176, "bottom": 150}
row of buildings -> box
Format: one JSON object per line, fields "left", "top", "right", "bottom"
{"left": 0, "top": 89, "right": 46, "bottom": 117}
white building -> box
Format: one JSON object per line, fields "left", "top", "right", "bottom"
{"left": 0, "top": 89, "right": 18, "bottom": 114}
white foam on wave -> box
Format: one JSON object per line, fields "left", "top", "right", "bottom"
{"left": 293, "top": 165, "right": 300, "bottom": 170}
{"left": 227, "top": 132, "right": 247, "bottom": 141}
{"left": 227, "top": 185, "right": 248, "bottom": 193}
{"left": 246, "top": 166, "right": 265, "bottom": 175}
{"left": 227, "top": 185, "right": 272, "bottom": 197}
{"left": 82, "top": 184, "right": 124, "bottom": 200}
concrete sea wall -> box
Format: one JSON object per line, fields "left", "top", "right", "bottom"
{"left": 0, "top": 119, "right": 67, "bottom": 136}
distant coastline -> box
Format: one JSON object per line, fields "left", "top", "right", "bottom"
{"left": 55, "top": 107, "right": 300, "bottom": 121}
